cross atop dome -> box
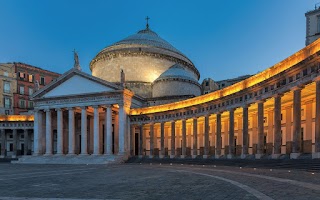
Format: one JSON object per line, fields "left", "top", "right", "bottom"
{"left": 145, "top": 16, "right": 150, "bottom": 29}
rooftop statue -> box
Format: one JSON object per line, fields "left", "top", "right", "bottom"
{"left": 73, "top": 49, "right": 81, "bottom": 70}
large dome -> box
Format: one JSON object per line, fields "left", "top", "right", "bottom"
{"left": 90, "top": 26, "right": 200, "bottom": 98}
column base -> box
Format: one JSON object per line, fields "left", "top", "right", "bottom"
{"left": 44, "top": 153, "right": 53, "bottom": 156}
{"left": 170, "top": 155, "right": 175, "bottom": 159}
{"left": 0, "top": 155, "right": 5, "bottom": 158}
{"left": 215, "top": 155, "right": 221, "bottom": 159}
{"left": 138, "top": 155, "right": 144, "bottom": 158}
{"left": 11, "top": 155, "right": 16, "bottom": 158}
{"left": 149, "top": 155, "right": 153, "bottom": 159}
{"left": 290, "top": 153, "right": 301, "bottom": 159}
{"left": 271, "top": 154, "right": 281, "bottom": 159}
{"left": 159, "top": 155, "right": 164, "bottom": 159}
{"left": 227, "top": 154, "right": 234, "bottom": 159}
{"left": 67, "top": 153, "right": 76, "bottom": 156}
{"left": 312, "top": 152, "right": 320, "bottom": 159}
{"left": 203, "top": 155, "right": 209, "bottom": 159}
{"left": 255, "top": 154, "right": 263, "bottom": 159}
{"left": 240, "top": 154, "right": 248, "bottom": 159}
{"left": 192, "top": 155, "right": 197, "bottom": 159}
{"left": 180, "top": 155, "right": 186, "bottom": 159}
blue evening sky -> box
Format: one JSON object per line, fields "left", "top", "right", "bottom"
{"left": 0, "top": 0, "right": 318, "bottom": 81}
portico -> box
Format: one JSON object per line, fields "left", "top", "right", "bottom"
{"left": 27, "top": 68, "right": 134, "bottom": 162}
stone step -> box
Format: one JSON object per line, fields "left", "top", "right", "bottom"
{"left": 12, "top": 155, "right": 127, "bottom": 165}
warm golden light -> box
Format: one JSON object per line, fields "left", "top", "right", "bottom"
{"left": 131, "top": 38, "right": 320, "bottom": 115}
{"left": 0, "top": 115, "right": 34, "bottom": 122}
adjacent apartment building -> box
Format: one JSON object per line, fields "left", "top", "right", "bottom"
{"left": 13, "top": 62, "right": 60, "bottom": 114}
{"left": 0, "top": 63, "right": 17, "bottom": 115}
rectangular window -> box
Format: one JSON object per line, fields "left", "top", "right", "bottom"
{"left": 3, "top": 81, "right": 10, "bottom": 93}
{"left": 3, "top": 71, "right": 8, "bottom": 77}
{"left": 28, "top": 74, "right": 34, "bottom": 83}
{"left": 19, "top": 100, "right": 26, "bottom": 108}
{"left": 9, "top": 143, "right": 13, "bottom": 151}
{"left": 28, "top": 101, "right": 33, "bottom": 109}
{"left": 19, "top": 86, "right": 24, "bottom": 95}
{"left": 28, "top": 88, "right": 33, "bottom": 96}
{"left": 40, "top": 77, "right": 45, "bottom": 85}
{"left": 303, "top": 69, "right": 308, "bottom": 76}
{"left": 205, "top": 82, "right": 209, "bottom": 86}
{"left": 296, "top": 73, "right": 300, "bottom": 80}
{"left": 289, "top": 76, "right": 293, "bottom": 83}
{"left": 4, "top": 97, "right": 11, "bottom": 108}
{"left": 18, "top": 72, "right": 25, "bottom": 80}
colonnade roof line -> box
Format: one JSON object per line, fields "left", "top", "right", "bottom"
{"left": 130, "top": 38, "right": 320, "bottom": 115}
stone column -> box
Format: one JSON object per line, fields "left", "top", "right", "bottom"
{"left": 241, "top": 106, "right": 249, "bottom": 159}
{"left": 118, "top": 104, "right": 126, "bottom": 155}
{"left": 68, "top": 108, "right": 75, "bottom": 155}
{"left": 130, "top": 125, "right": 135, "bottom": 156}
{"left": 139, "top": 125, "right": 144, "bottom": 157}
{"left": 45, "top": 109, "right": 52, "bottom": 155}
{"left": 204, "top": 115, "right": 210, "bottom": 158}
{"left": 170, "top": 120, "right": 175, "bottom": 158}
{"left": 149, "top": 123, "right": 154, "bottom": 158}
{"left": 104, "top": 106, "right": 112, "bottom": 155}
{"left": 93, "top": 106, "right": 100, "bottom": 155}
{"left": 215, "top": 113, "right": 222, "bottom": 158}
{"left": 33, "top": 110, "right": 40, "bottom": 155}
{"left": 0, "top": 129, "right": 5, "bottom": 158}
{"left": 56, "top": 108, "right": 64, "bottom": 155}
{"left": 227, "top": 109, "right": 235, "bottom": 159}
{"left": 160, "top": 121, "right": 165, "bottom": 158}
{"left": 12, "top": 129, "right": 17, "bottom": 158}
{"left": 291, "top": 87, "right": 302, "bottom": 159}
{"left": 314, "top": 80, "right": 320, "bottom": 158}
{"left": 273, "top": 95, "right": 282, "bottom": 159}
{"left": 181, "top": 119, "right": 187, "bottom": 158}
{"left": 256, "top": 101, "right": 264, "bottom": 159}
{"left": 192, "top": 117, "right": 198, "bottom": 158}
{"left": 23, "top": 129, "right": 28, "bottom": 155}
{"left": 80, "top": 107, "right": 88, "bottom": 155}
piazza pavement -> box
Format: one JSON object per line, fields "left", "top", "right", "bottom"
{"left": 0, "top": 163, "right": 319, "bottom": 199}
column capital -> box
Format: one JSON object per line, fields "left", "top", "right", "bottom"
{"left": 66, "top": 107, "right": 75, "bottom": 111}
{"left": 242, "top": 104, "right": 249, "bottom": 109}
{"left": 44, "top": 109, "right": 51, "bottom": 113}
{"left": 92, "top": 105, "right": 100, "bottom": 109}
{"left": 80, "top": 106, "right": 88, "bottom": 110}
{"left": 292, "top": 85, "right": 304, "bottom": 91}
{"left": 272, "top": 93, "right": 284, "bottom": 98}
{"left": 256, "top": 99, "right": 266, "bottom": 104}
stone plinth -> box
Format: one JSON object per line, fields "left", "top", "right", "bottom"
{"left": 290, "top": 153, "right": 301, "bottom": 159}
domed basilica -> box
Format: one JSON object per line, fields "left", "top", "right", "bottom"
{"left": 90, "top": 23, "right": 201, "bottom": 105}
{"left": 8, "top": 10, "right": 320, "bottom": 164}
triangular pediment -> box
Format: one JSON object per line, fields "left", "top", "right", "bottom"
{"left": 32, "top": 68, "right": 122, "bottom": 99}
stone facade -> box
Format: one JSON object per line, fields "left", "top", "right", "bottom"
{"left": 0, "top": 63, "right": 16, "bottom": 115}
{"left": 152, "top": 79, "right": 201, "bottom": 98}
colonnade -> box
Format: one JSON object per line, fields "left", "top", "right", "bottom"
{"left": 33, "top": 104, "right": 127, "bottom": 156}
{"left": 132, "top": 80, "right": 320, "bottom": 159}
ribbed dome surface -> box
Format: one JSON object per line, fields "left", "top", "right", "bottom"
{"left": 112, "top": 28, "right": 184, "bottom": 55}
{"left": 155, "top": 64, "right": 198, "bottom": 82}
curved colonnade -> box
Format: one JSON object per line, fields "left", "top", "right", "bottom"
{"left": 129, "top": 39, "right": 320, "bottom": 159}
